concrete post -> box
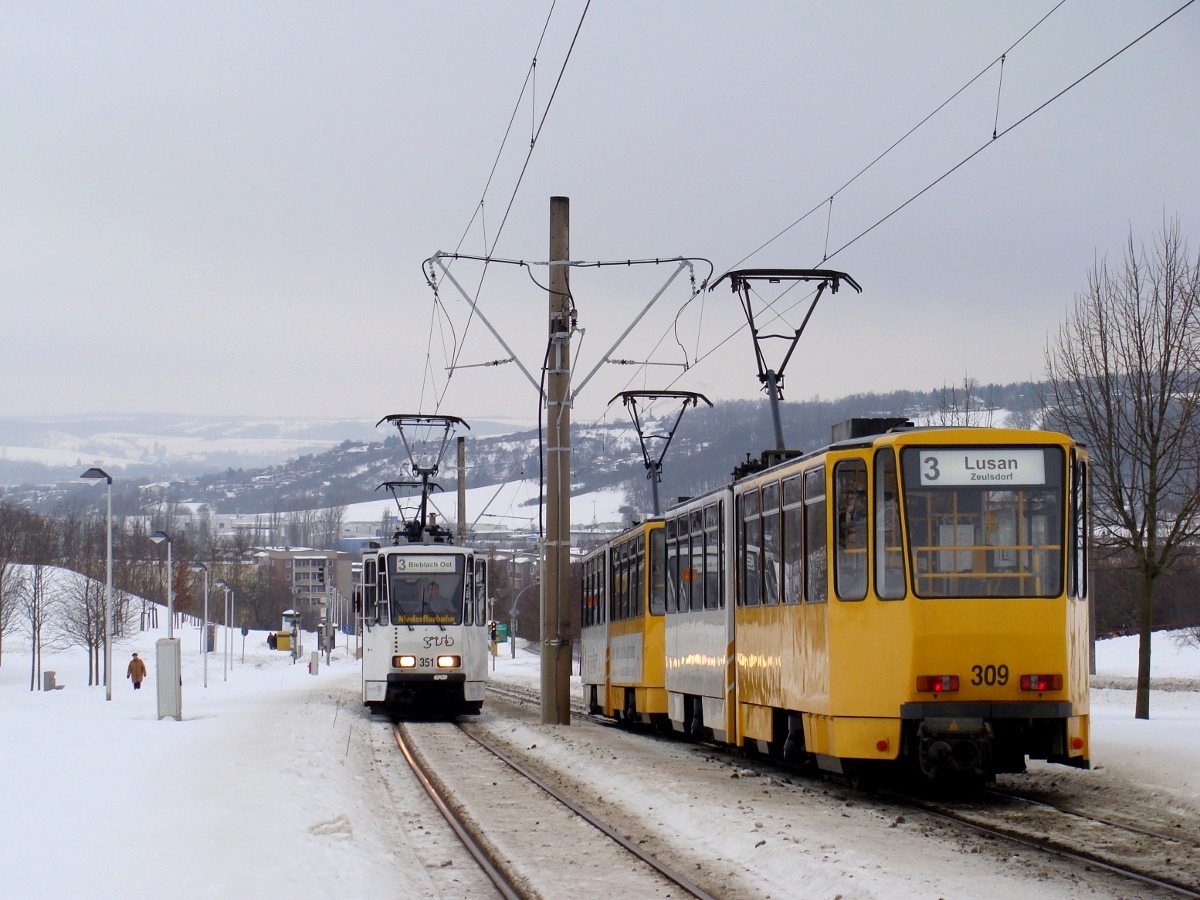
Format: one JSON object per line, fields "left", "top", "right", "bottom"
{"left": 542, "top": 195, "right": 572, "bottom": 726}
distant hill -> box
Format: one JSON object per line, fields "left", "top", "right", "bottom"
{"left": 2, "top": 380, "right": 1048, "bottom": 519}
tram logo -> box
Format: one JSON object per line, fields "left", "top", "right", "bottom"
{"left": 423, "top": 635, "right": 455, "bottom": 648}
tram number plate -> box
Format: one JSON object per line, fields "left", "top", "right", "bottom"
{"left": 971, "top": 664, "right": 1009, "bottom": 686}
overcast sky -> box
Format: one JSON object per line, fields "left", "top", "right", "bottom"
{"left": 2, "top": 1, "right": 1197, "bottom": 430}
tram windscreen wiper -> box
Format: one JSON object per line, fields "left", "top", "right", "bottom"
{"left": 422, "top": 599, "right": 446, "bottom": 631}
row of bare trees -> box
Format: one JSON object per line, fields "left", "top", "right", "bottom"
{"left": 0, "top": 500, "right": 301, "bottom": 691}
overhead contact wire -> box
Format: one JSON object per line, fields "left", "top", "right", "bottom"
{"left": 731, "top": 0, "right": 1068, "bottom": 270}
{"left": 824, "top": 0, "right": 1197, "bottom": 263}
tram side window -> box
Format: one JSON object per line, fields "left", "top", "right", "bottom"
{"left": 805, "top": 468, "right": 828, "bottom": 603}
{"left": 742, "top": 487, "right": 762, "bottom": 607}
{"left": 475, "top": 559, "right": 488, "bottom": 625}
{"left": 464, "top": 558, "right": 474, "bottom": 626}
{"left": 705, "top": 502, "right": 722, "bottom": 610}
{"left": 835, "top": 460, "right": 869, "bottom": 601}
{"left": 874, "top": 449, "right": 906, "bottom": 600}
{"left": 782, "top": 475, "right": 804, "bottom": 604}
{"left": 650, "top": 528, "right": 666, "bottom": 615}
{"left": 678, "top": 518, "right": 693, "bottom": 612}
{"left": 762, "top": 482, "right": 781, "bottom": 605}
{"left": 609, "top": 547, "right": 621, "bottom": 622}
{"left": 635, "top": 536, "right": 646, "bottom": 618}
{"left": 665, "top": 521, "right": 679, "bottom": 614}
{"left": 363, "top": 557, "right": 378, "bottom": 623}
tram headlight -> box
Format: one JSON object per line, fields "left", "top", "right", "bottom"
{"left": 436, "top": 655, "right": 461, "bottom": 669}
{"left": 393, "top": 655, "right": 417, "bottom": 668}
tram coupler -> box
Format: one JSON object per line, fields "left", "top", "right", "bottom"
{"left": 916, "top": 718, "right": 992, "bottom": 779}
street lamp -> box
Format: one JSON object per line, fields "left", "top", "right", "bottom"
{"left": 190, "top": 562, "right": 209, "bottom": 688}
{"left": 80, "top": 467, "right": 113, "bottom": 701}
{"left": 149, "top": 531, "right": 174, "bottom": 639}
{"left": 216, "top": 578, "right": 233, "bottom": 680}
{"left": 510, "top": 581, "right": 539, "bottom": 660}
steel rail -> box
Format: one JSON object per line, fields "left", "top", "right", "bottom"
{"left": 455, "top": 721, "right": 719, "bottom": 900}
{"left": 488, "top": 684, "right": 1200, "bottom": 897}
{"left": 984, "top": 785, "right": 1200, "bottom": 849}
{"left": 887, "top": 791, "right": 1200, "bottom": 898}
{"left": 392, "top": 722, "right": 520, "bottom": 900}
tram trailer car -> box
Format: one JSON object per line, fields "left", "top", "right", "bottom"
{"left": 581, "top": 522, "right": 668, "bottom": 722}
{"left": 361, "top": 543, "right": 490, "bottom": 717}
{"left": 581, "top": 421, "right": 1090, "bottom": 781}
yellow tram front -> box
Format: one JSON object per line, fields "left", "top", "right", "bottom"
{"left": 733, "top": 426, "right": 1089, "bottom": 780}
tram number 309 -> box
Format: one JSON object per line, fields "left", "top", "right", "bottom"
{"left": 971, "top": 664, "right": 1009, "bottom": 686}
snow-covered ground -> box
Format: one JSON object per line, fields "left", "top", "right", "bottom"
{"left": 1, "top": 619, "right": 1197, "bottom": 898}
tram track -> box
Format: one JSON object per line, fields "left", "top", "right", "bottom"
{"left": 880, "top": 788, "right": 1200, "bottom": 897}
{"left": 392, "top": 717, "right": 718, "bottom": 899}
{"left": 486, "top": 679, "right": 1200, "bottom": 896}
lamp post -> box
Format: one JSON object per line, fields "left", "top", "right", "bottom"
{"left": 80, "top": 467, "right": 113, "bottom": 701}
{"left": 149, "top": 531, "right": 174, "bottom": 638}
{"left": 190, "top": 562, "right": 209, "bottom": 688}
{"left": 216, "top": 579, "right": 232, "bottom": 680}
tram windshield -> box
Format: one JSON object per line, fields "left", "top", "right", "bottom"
{"left": 900, "top": 446, "right": 1064, "bottom": 598}
{"left": 386, "top": 554, "right": 464, "bottom": 625}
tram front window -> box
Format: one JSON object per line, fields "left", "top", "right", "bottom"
{"left": 387, "top": 554, "right": 464, "bottom": 625}
{"left": 901, "top": 446, "right": 1064, "bottom": 599}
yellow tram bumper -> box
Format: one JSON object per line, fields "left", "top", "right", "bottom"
{"left": 739, "top": 703, "right": 901, "bottom": 761}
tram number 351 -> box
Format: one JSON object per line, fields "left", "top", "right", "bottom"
{"left": 971, "top": 664, "right": 1009, "bottom": 686}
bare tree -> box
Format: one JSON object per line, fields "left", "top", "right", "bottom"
{"left": 933, "top": 374, "right": 995, "bottom": 426}
{"left": 0, "top": 503, "right": 29, "bottom": 666}
{"left": 59, "top": 567, "right": 106, "bottom": 686}
{"left": 1045, "top": 219, "right": 1200, "bottom": 719}
{"left": 316, "top": 494, "right": 347, "bottom": 550}
{"left": 22, "top": 516, "right": 59, "bottom": 691}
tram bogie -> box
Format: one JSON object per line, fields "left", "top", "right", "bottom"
{"left": 580, "top": 421, "right": 1091, "bottom": 782}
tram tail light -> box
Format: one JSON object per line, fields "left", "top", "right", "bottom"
{"left": 394, "top": 655, "right": 417, "bottom": 668}
{"left": 436, "top": 655, "right": 461, "bottom": 669}
{"left": 1019, "top": 673, "right": 1063, "bottom": 691}
{"left": 915, "top": 675, "right": 959, "bottom": 693}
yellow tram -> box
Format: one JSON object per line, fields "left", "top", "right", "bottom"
{"left": 580, "top": 521, "right": 668, "bottom": 722}
{"left": 583, "top": 421, "right": 1090, "bottom": 781}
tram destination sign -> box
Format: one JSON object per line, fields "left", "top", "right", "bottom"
{"left": 393, "top": 556, "right": 456, "bottom": 574}
{"left": 918, "top": 448, "right": 1046, "bottom": 487}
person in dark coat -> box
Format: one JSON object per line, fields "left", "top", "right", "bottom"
{"left": 267, "top": 632, "right": 276, "bottom": 650}
{"left": 127, "top": 652, "right": 147, "bottom": 690}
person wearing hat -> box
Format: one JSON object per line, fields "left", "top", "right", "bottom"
{"left": 126, "top": 652, "right": 147, "bottom": 690}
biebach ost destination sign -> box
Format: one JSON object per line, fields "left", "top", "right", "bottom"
{"left": 917, "top": 448, "right": 1046, "bottom": 486}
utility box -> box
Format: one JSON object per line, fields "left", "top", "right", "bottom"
{"left": 309, "top": 651, "right": 319, "bottom": 676}
{"left": 43, "top": 671, "right": 57, "bottom": 691}
{"left": 156, "top": 638, "right": 182, "bottom": 720}
{"left": 276, "top": 631, "right": 292, "bottom": 651}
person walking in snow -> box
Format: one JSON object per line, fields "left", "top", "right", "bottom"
{"left": 127, "top": 652, "right": 147, "bottom": 690}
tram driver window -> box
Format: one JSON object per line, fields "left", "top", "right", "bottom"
{"left": 804, "top": 468, "right": 827, "bottom": 603}
{"left": 874, "top": 448, "right": 907, "bottom": 600}
{"left": 834, "top": 459, "right": 868, "bottom": 601}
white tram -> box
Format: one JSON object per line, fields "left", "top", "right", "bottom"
{"left": 360, "top": 540, "right": 490, "bottom": 715}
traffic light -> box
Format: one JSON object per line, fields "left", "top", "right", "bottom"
{"left": 489, "top": 621, "right": 497, "bottom": 641}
